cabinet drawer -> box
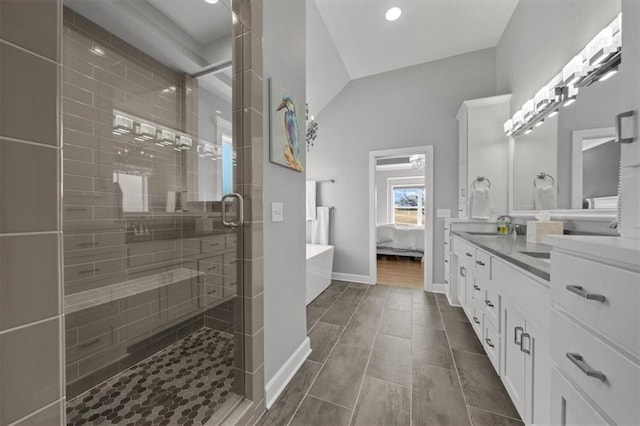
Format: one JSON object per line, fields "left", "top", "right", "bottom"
{"left": 475, "top": 250, "right": 491, "bottom": 283}
{"left": 551, "top": 310, "right": 640, "bottom": 426}
{"left": 200, "top": 235, "right": 226, "bottom": 253}
{"left": 550, "top": 367, "right": 608, "bottom": 426}
{"left": 483, "top": 285, "right": 500, "bottom": 331}
{"left": 551, "top": 252, "right": 640, "bottom": 356}
{"left": 483, "top": 315, "right": 500, "bottom": 372}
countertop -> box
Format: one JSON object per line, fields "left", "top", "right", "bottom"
{"left": 544, "top": 235, "right": 640, "bottom": 268}
{"left": 453, "top": 231, "right": 551, "bottom": 281}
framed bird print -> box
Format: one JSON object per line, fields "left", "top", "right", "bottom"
{"left": 268, "top": 78, "right": 304, "bottom": 172}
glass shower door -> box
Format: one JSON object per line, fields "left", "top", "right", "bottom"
{"left": 61, "top": 2, "right": 244, "bottom": 424}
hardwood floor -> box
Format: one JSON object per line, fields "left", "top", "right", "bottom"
{"left": 255, "top": 282, "right": 523, "bottom": 426}
{"left": 377, "top": 256, "right": 424, "bottom": 288}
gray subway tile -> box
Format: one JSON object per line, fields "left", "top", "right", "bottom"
{"left": 0, "top": 234, "right": 59, "bottom": 331}
{"left": 0, "top": 139, "right": 59, "bottom": 233}
{"left": 0, "top": 318, "right": 61, "bottom": 425}
{"left": 0, "top": 0, "right": 59, "bottom": 61}
{"left": 0, "top": 44, "right": 58, "bottom": 146}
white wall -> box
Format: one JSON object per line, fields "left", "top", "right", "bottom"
{"left": 263, "top": 0, "right": 308, "bottom": 386}
{"left": 307, "top": 48, "right": 497, "bottom": 284}
{"left": 375, "top": 168, "right": 425, "bottom": 225}
{"left": 306, "top": 0, "right": 350, "bottom": 115}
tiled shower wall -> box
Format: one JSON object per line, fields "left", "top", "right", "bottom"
{"left": 0, "top": 0, "right": 64, "bottom": 424}
{"left": 231, "top": 0, "right": 268, "bottom": 423}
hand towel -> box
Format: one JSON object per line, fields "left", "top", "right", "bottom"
{"left": 311, "top": 206, "right": 330, "bottom": 245}
{"left": 471, "top": 188, "right": 491, "bottom": 219}
{"left": 306, "top": 180, "right": 317, "bottom": 221}
{"left": 534, "top": 185, "right": 557, "bottom": 210}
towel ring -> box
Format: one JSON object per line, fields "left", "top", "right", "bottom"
{"left": 533, "top": 172, "right": 555, "bottom": 187}
{"left": 472, "top": 176, "right": 491, "bottom": 190}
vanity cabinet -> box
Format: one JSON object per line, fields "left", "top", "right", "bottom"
{"left": 450, "top": 234, "right": 551, "bottom": 425}
{"left": 546, "top": 236, "right": 640, "bottom": 426}
{"left": 456, "top": 95, "right": 511, "bottom": 218}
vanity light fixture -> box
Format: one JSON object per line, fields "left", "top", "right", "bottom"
{"left": 535, "top": 120, "right": 545, "bottom": 128}
{"left": 548, "top": 110, "right": 559, "bottom": 118}
{"left": 599, "top": 68, "right": 618, "bottom": 82}
{"left": 385, "top": 7, "right": 402, "bottom": 21}
{"left": 204, "top": 0, "right": 219, "bottom": 4}
{"left": 524, "top": 128, "right": 533, "bottom": 135}
{"left": 522, "top": 99, "right": 535, "bottom": 123}
{"left": 503, "top": 119, "right": 513, "bottom": 136}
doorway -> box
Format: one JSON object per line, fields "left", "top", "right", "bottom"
{"left": 368, "top": 146, "right": 434, "bottom": 290}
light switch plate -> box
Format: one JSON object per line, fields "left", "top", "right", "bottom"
{"left": 272, "top": 202, "right": 284, "bottom": 222}
{"left": 437, "top": 209, "right": 451, "bottom": 218}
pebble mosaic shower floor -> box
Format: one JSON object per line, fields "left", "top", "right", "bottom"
{"left": 66, "top": 328, "right": 237, "bottom": 426}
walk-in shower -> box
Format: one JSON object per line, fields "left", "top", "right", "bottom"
{"left": 61, "top": 1, "right": 244, "bottom": 424}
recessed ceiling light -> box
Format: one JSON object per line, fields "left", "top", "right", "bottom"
{"left": 204, "top": 0, "right": 219, "bottom": 4}
{"left": 385, "top": 7, "right": 402, "bottom": 22}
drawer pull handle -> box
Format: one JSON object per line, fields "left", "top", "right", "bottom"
{"left": 485, "top": 338, "right": 495, "bottom": 348}
{"left": 466, "top": 252, "right": 473, "bottom": 257}
{"left": 444, "top": 280, "right": 448, "bottom": 284}
{"left": 485, "top": 300, "right": 494, "bottom": 308}
{"left": 514, "top": 326, "right": 523, "bottom": 345}
{"left": 566, "top": 353, "right": 606, "bottom": 381}
{"left": 473, "top": 317, "right": 480, "bottom": 324}
{"left": 473, "top": 284, "right": 481, "bottom": 291}
{"left": 476, "top": 260, "right": 485, "bottom": 266}
{"left": 566, "top": 285, "right": 606, "bottom": 302}
{"left": 460, "top": 267, "right": 466, "bottom": 277}
{"left": 444, "top": 259, "right": 449, "bottom": 263}
{"left": 520, "top": 333, "right": 531, "bottom": 354}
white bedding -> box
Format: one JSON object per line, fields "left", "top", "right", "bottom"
{"left": 376, "top": 224, "right": 424, "bottom": 253}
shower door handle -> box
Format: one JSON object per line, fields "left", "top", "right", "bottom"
{"left": 221, "top": 193, "right": 244, "bottom": 229}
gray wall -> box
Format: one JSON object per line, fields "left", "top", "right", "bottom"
{"left": 263, "top": 0, "right": 308, "bottom": 385}
{"left": 307, "top": 48, "right": 497, "bottom": 283}
{"left": 306, "top": 0, "right": 350, "bottom": 115}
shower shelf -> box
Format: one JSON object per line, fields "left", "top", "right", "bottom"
{"left": 64, "top": 268, "right": 204, "bottom": 314}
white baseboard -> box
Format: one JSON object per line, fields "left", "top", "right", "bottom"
{"left": 446, "top": 292, "right": 461, "bottom": 307}
{"left": 431, "top": 283, "right": 446, "bottom": 293}
{"left": 332, "top": 272, "right": 371, "bottom": 285}
{"left": 265, "top": 337, "right": 311, "bottom": 409}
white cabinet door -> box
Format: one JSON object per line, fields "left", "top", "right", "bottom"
{"left": 458, "top": 263, "right": 468, "bottom": 309}
{"left": 524, "top": 320, "right": 551, "bottom": 426}
{"left": 502, "top": 298, "right": 527, "bottom": 417}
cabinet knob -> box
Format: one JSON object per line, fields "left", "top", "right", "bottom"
{"left": 566, "top": 285, "right": 606, "bottom": 303}
{"left": 485, "top": 338, "right": 495, "bottom": 348}
{"left": 473, "top": 317, "right": 480, "bottom": 324}
{"left": 566, "top": 353, "right": 606, "bottom": 381}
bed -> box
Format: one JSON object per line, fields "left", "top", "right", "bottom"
{"left": 376, "top": 224, "right": 424, "bottom": 258}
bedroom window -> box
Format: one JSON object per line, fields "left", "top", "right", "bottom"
{"left": 392, "top": 185, "right": 425, "bottom": 225}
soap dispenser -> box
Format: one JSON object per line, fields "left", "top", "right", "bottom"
{"left": 496, "top": 215, "right": 513, "bottom": 234}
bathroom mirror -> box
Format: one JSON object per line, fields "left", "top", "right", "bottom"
{"left": 511, "top": 65, "right": 621, "bottom": 213}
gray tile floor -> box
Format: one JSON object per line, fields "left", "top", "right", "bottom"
{"left": 255, "top": 281, "right": 524, "bottom": 426}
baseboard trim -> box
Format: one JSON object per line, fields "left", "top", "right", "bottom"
{"left": 332, "top": 272, "right": 371, "bottom": 284}
{"left": 265, "top": 337, "right": 311, "bottom": 409}
{"left": 446, "top": 291, "right": 461, "bottom": 307}
{"left": 431, "top": 283, "right": 446, "bottom": 293}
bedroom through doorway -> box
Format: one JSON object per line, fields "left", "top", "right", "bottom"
{"left": 370, "top": 147, "right": 433, "bottom": 289}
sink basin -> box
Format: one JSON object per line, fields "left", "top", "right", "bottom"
{"left": 520, "top": 251, "right": 551, "bottom": 260}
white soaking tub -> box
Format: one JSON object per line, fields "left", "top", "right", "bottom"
{"left": 306, "top": 244, "right": 335, "bottom": 305}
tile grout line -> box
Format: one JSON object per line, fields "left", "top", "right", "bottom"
{"left": 435, "top": 295, "right": 475, "bottom": 426}
{"left": 283, "top": 282, "right": 359, "bottom": 426}
{"left": 346, "top": 287, "right": 391, "bottom": 426}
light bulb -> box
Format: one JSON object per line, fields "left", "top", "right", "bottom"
{"left": 385, "top": 7, "right": 402, "bottom": 21}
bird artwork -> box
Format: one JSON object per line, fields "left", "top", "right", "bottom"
{"left": 269, "top": 79, "right": 304, "bottom": 172}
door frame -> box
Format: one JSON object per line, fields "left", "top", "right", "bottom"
{"left": 368, "top": 145, "right": 434, "bottom": 291}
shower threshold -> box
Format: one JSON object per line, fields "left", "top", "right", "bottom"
{"left": 66, "top": 327, "right": 242, "bottom": 426}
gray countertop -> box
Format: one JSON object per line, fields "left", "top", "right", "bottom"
{"left": 452, "top": 231, "right": 551, "bottom": 281}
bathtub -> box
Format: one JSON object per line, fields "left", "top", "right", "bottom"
{"left": 306, "top": 244, "right": 335, "bottom": 305}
